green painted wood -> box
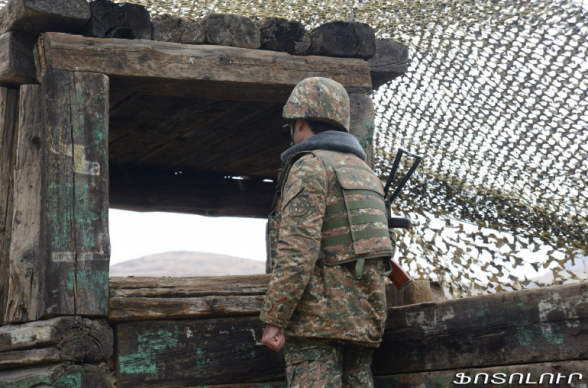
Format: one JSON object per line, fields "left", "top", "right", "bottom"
{"left": 40, "top": 69, "right": 109, "bottom": 317}
{"left": 373, "top": 281, "right": 588, "bottom": 375}
{"left": 0, "top": 87, "right": 19, "bottom": 326}
{"left": 116, "top": 316, "right": 285, "bottom": 387}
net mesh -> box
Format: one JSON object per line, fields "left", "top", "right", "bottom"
{"left": 1, "top": 0, "right": 586, "bottom": 296}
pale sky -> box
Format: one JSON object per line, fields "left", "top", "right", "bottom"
{"left": 109, "top": 209, "right": 267, "bottom": 266}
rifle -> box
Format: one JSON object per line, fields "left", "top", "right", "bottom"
{"left": 383, "top": 148, "right": 423, "bottom": 290}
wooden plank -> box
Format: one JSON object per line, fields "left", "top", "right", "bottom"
{"left": 115, "top": 316, "right": 285, "bottom": 387}
{"left": 0, "top": 362, "right": 111, "bottom": 388}
{"left": 0, "top": 316, "right": 112, "bottom": 369}
{"left": 0, "top": 31, "right": 37, "bottom": 86}
{"left": 4, "top": 84, "right": 42, "bottom": 323}
{"left": 0, "top": 0, "right": 90, "bottom": 36}
{"left": 109, "top": 274, "right": 270, "bottom": 321}
{"left": 0, "top": 87, "right": 19, "bottom": 325}
{"left": 35, "top": 32, "right": 372, "bottom": 102}
{"left": 373, "top": 281, "right": 588, "bottom": 375}
{"left": 374, "top": 360, "right": 588, "bottom": 387}
{"left": 109, "top": 168, "right": 276, "bottom": 218}
{"left": 83, "top": 0, "right": 151, "bottom": 40}
{"left": 348, "top": 90, "right": 375, "bottom": 168}
{"left": 110, "top": 274, "right": 270, "bottom": 298}
{"left": 40, "top": 69, "right": 110, "bottom": 317}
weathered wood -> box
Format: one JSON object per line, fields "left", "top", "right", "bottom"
{"left": 40, "top": 70, "right": 110, "bottom": 317}
{"left": 386, "top": 281, "right": 437, "bottom": 308}
{"left": 116, "top": 316, "right": 285, "bottom": 387}
{"left": 0, "top": 31, "right": 36, "bottom": 86}
{"left": 373, "top": 281, "right": 588, "bottom": 375}
{"left": 110, "top": 274, "right": 270, "bottom": 298}
{"left": 0, "top": 362, "right": 111, "bottom": 387}
{"left": 201, "top": 13, "right": 260, "bottom": 49}
{"left": 258, "top": 18, "right": 310, "bottom": 55}
{"left": 0, "top": 87, "right": 19, "bottom": 325}
{"left": 374, "top": 360, "right": 588, "bottom": 387}
{"left": 152, "top": 14, "right": 204, "bottom": 44}
{"left": 83, "top": 0, "right": 151, "bottom": 40}
{"left": 0, "top": 0, "right": 90, "bottom": 36}
{"left": 109, "top": 274, "right": 270, "bottom": 321}
{"left": 0, "top": 316, "right": 112, "bottom": 369}
{"left": 368, "top": 39, "right": 409, "bottom": 89}
{"left": 35, "top": 32, "right": 371, "bottom": 102}
{"left": 348, "top": 90, "right": 375, "bottom": 167}
{"left": 4, "top": 85, "right": 42, "bottom": 323}
{"left": 109, "top": 168, "right": 276, "bottom": 218}
{"left": 429, "top": 280, "right": 447, "bottom": 302}
{"left": 309, "top": 21, "right": 376, "bottom": 60}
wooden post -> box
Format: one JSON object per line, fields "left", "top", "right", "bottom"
{"left": 348, "top": 89, "right": 375, "bottom": 168}
{"left": 4, "top": 85, "right": 42, "bottom": 323}
{"left": 40, "top": 69, "right": 110, "bottom": 317}
{"left": 0, "top": 87, "right": 19, "bottom": 326}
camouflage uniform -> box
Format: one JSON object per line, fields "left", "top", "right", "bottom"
{"left": 261, "top": 77, "right": 392, "bottom": 387}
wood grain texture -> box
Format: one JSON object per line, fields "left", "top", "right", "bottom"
{"left": 40, "top": 70, "right": 110, "bottom": 317}
{"left": 0, "top": 316, "right": 112, "bottom": 369}
{"left": 109, "top": 274, "right": 270, "bottom": 321}
{"left": 152, "top": 14, "right": 203, "bottom": 44}
{"left": 373, "top": 281, "right": 588, "bottom": 375}
{"left": 0, "top": 31, "right": 37, "bottom": 86}
{"left": 83, "top": 0, "right": 151, "bottom": 40}
{"left": 368, "top": 39, "right": 409, "bottom": 89}
{"left": 201, "top": 13, "right": 260, "bottom": 49}
{"left": 258, "top": 18, "right": 310, "bottom": 55}
{"left": 4, "top": 85, "right": 42, "bottom": 323}
{"left": 348, "top": 91, "right": 375, "bottom": 168}
{"left": 374, "top": 360, "right": 588, "bottom": 387}
{"left": 0, "top": 0, "right": 90, "bottom": 36}
{"left": 115, "top": 316, "right": 285, "bottom": 387}
{"left": 0, "top": 87, "right": 19, "bottom": 326}
{"left": 35, "top": 32, "right": 371, "bottom": 102}
{"left": 0, "top": 362, "right": 111, "bottom": 387}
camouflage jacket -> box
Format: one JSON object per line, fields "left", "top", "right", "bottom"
{"left": 260, "top": 147, "right": 391, "bottom": 347}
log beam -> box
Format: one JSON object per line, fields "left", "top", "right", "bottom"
{"left": 40, "top": 70, "right": 110, "bottom": 317}
{"left": 368, "top": 39, "right": 409, "bottom": 89}
{"left": 0, "top": 32, "right": 37, "bottom": 86}
{"left": 0, "top": 87, "right": 19, "bottom": 325}
{"left": 0, "top": 362, "right": 111, "bottom": 387}
{"left": 34, "top": 32, "right": 372, "bottom": 102}
{"left": 0, "top": 0, "right": 90, "bottom": 36}
{"left": 109, "top": 167, "right": 276, "bottom": 218}
{"left": 0, "top": 316, "right": 112, "bottom": 369}
{"left": 373, "top": 281, "right": 588, "bottom": 375}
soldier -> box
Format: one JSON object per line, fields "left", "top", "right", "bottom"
{"left": 260, "top": 77, "right": 394, "bottom": 387}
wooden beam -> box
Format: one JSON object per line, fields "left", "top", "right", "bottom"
{"left": 109, "top": 274, "right": 270, "bottom": 322}
{"left": 0, "top": 87, "right": 19, "bottom": 326}
{"left": 115, "top": 316, "right": 285, "bottom": 387}
{"left": 35, "top": 32, "right": 372, "bottom": 102}
{"left": 374, "top": 360, "right": 588, "bottom": 387}
{"left": 0, "top": 363, "right": 111, "bottom": 388}
{"left": 368, "top": 39, "right": 409, "bottom": 90}
{"left": 372, "top": 281, "right": 588, "bottom": 375}
{"left": 0, "top": 32, "right": 37, "bottom": 86}
{"left": 4, "top": 85, "right": 42, "bottom": 323}
{"left": 83, "top": 0, "right": 151, "bottom": 40}
{"left": 0, "top": 316, "right": 112, "bottom": 369}
{"left": 109, "top": 168, "right": 276, "bottom": 218}
{"left": 40, "top": 70, "right": 110, "bottom": 317}
{"left": 348, "top": 90, "right": 375, "bottom": 168}
{"left": 0, "top": 0, "right": 90, "bottom": 36}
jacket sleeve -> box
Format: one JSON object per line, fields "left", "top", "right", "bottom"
{"left": 260, "top": 154, "right": 327, "bottom": 327}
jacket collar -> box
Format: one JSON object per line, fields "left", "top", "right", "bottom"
{"left": 280, "top": 130, "right": 367, "bottom": 162}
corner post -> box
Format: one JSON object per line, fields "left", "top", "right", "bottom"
{"left": 347, "top": 88, "right": 375, "bottom": 169}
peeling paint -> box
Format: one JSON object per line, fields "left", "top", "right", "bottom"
{"left": 119, "top": 326, "right": 180, "bottom": 375}
{"left": 10, "top": 327, "right": 52, "bottom": 345}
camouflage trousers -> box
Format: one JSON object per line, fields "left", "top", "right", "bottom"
{"left": 284, "top": 337, "right": 376, "bottom": 388}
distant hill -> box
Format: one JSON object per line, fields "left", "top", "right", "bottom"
{"left": 109, "top": 251, "right": 266, "bottom": 277}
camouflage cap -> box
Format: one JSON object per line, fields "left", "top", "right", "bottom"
{"left": 283, "top": 77, "right": 351, "bottom": 132}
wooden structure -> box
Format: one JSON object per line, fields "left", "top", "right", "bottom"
{"left": 1, "top": 1, "right": 586, "bottom": 387}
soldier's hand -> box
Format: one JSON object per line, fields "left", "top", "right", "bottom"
{"left": 261, "top": 323, "right": 285, "bottom": 352}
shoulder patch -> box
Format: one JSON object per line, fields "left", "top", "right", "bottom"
{"left": 289, "top": 196, "right": 310, "bottom": 217}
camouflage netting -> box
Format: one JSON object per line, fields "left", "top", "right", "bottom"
{"left": 1, "top": 0, "right": 586, "bottom": 297}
